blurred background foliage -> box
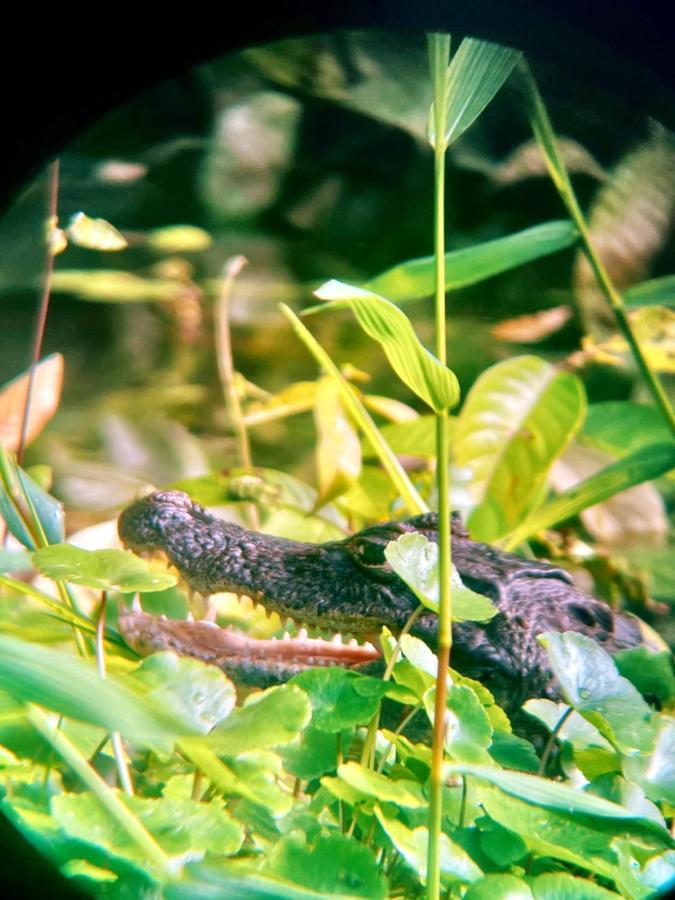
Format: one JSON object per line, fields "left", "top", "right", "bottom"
{"left": 1, "top": 29, "right": 673, "bottom": 537}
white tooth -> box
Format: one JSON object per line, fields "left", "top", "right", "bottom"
{"left": 186, "top": 611, "right": 194, "bottom": 623}
{"left": 132, "top": 596, "right": 142, "bottom": 612}
{"left": 298, "top": 627, "right": 309, "bottom": 641}
{"left": 199, "top": 619, "right": 218, "bottom": 628}
{"left": 331, "top": 634, "right": 343, "bottom": 645}
{"left": 271, "top": 636, "right": 278, "bottom": 641}
{"left": 282, "top": 631, "right": 292, "bottom": 641}
{"left": 348, "top": 638, "right": 358, "bottom": 648}
{"left": 159, "top": 614, "right": 167, "bottom": 621}
{"left": 363, "top": 642, "right": 377, "bottom": 652}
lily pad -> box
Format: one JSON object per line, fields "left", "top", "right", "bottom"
{"left": 32, "top": 544, "right": 176, "bottom": 593}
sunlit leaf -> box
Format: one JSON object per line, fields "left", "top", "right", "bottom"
{"left": 311, "top": 280, "right": 459, "bottom": 412}
{"left": 506, "top": 441, "right": 675, "bottom": 548}
{"left": 538, "top": 632, "right": 656, "bottom": 755}
{"left": 625, "top": 273, "right": 675, "bottom": 308}
{"left": 132, "top": 652, "right": 236, "bottom": 735}
{"left": 290, "top": 668, "right": 388, "bottom": 733}
{"left": 265, "top": 833, "right": 388, "bottom": 898}
{"left": 429, "top": 38, "right": 521, "bottom": 149}
{"left": 424, "top": 684, "right": 493, "bottom": 762}
{"left": 385, "top": 532, "right": 497, "bottom": 622}
{"left": 313, "top": 378, "right": 361, "bottom": 507}
{"left": 66, "top": 212, "right": 128, "bottom": 251}
{"left": 361, "top": 394, "right": 418, "bottom": 422}
{"left": 363, "top": 221, "right": 577, "bottom": 302}
{"left": 206, "top": 684, "right": 311, "bottom": 755}
{"left": 0, "top": 354, "right": 64, "bottom": 452}
{"left": 336, "top": 761, "right": 425, "bottom": 808}
{"left": 362, "top": 414, "right": 439, "bottom": 459}
{"left": 32, "top": 544, "right": 176, "bottom": 593}
{"left": 52, "top": 792, "right": 243, "bottom": 865}
{"left": 243, "top": 381, "right": 318, "bottom": 426}
{"left": 147, "top": 225, "right": 212, "bottom": 253}
{"left": 374, "top": 807, "right": 482, "bottom": 885}
{"left": 453, "top": 355, "right": 586, "bottom": 541}
{"left": 464, "top": 874, "right": 532, "bottom": 899}
{"left": 623, "top": 718, "right": 675, "bottom": 806}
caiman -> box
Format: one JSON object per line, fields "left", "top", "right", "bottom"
{"left": 117, "top": 489, "right": 659, "bottom": 716}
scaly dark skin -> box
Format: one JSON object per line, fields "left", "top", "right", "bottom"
{"left": 117, "top": 490, "right": 654, "bottom": 715}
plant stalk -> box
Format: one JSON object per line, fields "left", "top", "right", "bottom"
{"left": 426, "top": 31, "right": 453, "bottom": 900}
{"left": 522, "top": 66, "right": 675, "bottom": 437}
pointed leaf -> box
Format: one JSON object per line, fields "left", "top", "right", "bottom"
{"left": 430, "top": 38, "right": 521, "bottom": 149}
{"left": 385, "top": 532, "right": 497, "bottom": 622}
{"left": 363, "top": 221, "right": 578, "bottom": 302}
{"left": 0, "top": 450, "right": 64, "bottom": 547}
{"left": 311, "top": 280, "right": 459, "bottom": 412}
{"left": 32, "top": 544, "right": 177, "bottom": 593}
{"left": 453, "top": 355, "right": 586, "bottom": 541}
{"left": 313, "top": 377, "right": 362, "bottom": 506}
{"left": 625, "top": 273, "right": 675, "bottom": 309}
{"left": 506, "top": 441, "right": 675, "bottom": 547}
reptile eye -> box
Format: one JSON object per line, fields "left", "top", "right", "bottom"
{"left": 354, "top": 539, "right": 386, "bottom": 567}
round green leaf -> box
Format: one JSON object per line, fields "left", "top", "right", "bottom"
{"left": 385, "top": 532, "right": 497, "bottom": 622}
{"left": 290, "top": 668, "right": 389, "bottom": 733}
{"left": 32, "top": 544, "right": 177, "bottom": 593}
{"left": 337, "top": 761, "right": 426, "bottom": 808}
{"left": 464, "top": 874, "right": 533, "bottom": 899}
{"left": 132, "top": 652, "right": 236, "bottom": 735}
{"left": 208, "top": 684, "right": 311, "bottom": 755}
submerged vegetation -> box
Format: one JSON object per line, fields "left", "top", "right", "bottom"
{"left": 1, "top": 30, "right": 674, "bottom": 899}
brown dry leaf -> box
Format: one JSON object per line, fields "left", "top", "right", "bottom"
{"left": 550, "top": 442, "right": 667, "bottom": 548}
{"left": 491, "top": 305, "right": 572, "bottom": 343}
{"left": 0, "top": 354, "right": 64, "bottom": 451}
{"left": 573, "top": 124, "right": 675, "bottom": 335}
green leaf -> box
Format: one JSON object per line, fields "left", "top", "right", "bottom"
{"left": 625, "top": 273, "right": 675, "bottom": 308}
{"left": 0, "top": 450, "right": 65, "bottom": 547}
{"left": 0, "top": 634, "right": 191, "bottom": 751}
{"left": 614, "top": 648, "right": 675, "bottom": 705}
{"left": 290, "top": 668, "right": 389, "bottom": 733}
{"left": 166, "top": 863, "right": 324, "bottom": 899}
{"left": 385, "top": 532, "right": 497, "bottom": 622}
{"left": 281, "top": 726, "right": 352, "bottom": 780}
{"left": 362, "top": 415, "right": 439, "bottom": 458}
{"left": 52, "top": 792, "right": 243, "bottom": 865}
{"left": 66, "top": 212, "right": 127, "bottom": 251}
{"left": 374, "top": 807, "right": 482, "bottom": 885}
{"left": 531, "top": 872, "right": 623, "bottom": 899}
{"left": 363, "top": 221, "right": 577, "bottom": 302}
{"left": 310, "top": 280, "right": 460, "bottom": 412}
{"left": 430, "top": 38, "right": 521, "bottom": 149}
{"left": 623, "top": 718, "right": 675, "bottom": 806}
{"left": 32, "top": 544, "right": 177, "bottom": 593}
{"left": 582, "top": 401, "right": 672, "bottom": 456}
{"left": 424, "top": 684, "right": 493, "bottom": 762}
{"left": 454, "top": 355, "right": 586, "bottom": 542}
{"left": 478, "top": 815, "right": 528, "bottom": 866}
{"left": 464, "top": 874, "right": 533, "bottom": 899}
{"left": 505, "top": 440, "right": 675, "bottom": 548}
{"left": 131, "top": 652, "right": 236, "bottom": 735}
{"left": 265, "top": 834, "right": 388, "bottom": 898}
{"left": 206, "top": 684, "right": 311, "bottom": 755}
{"left": 336, "top": 761, "right": 426, "bottom": 808}
{"left": 488, "top": 731, "right": 540, "bottom": 773}
{"left": 444, "top": 762, "right": 673, "bottom": 845}
{"left": 538, "top": 632, "right": 656, "bottom": 754}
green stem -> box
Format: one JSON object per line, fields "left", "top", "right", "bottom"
{"left": 281, "top": 303, "right": 427, "bottom": 516}
{"left": 95, "top": 591, "right": 133, "bottom": 796}
{"left": 427, "top": 32, "right": 453, "bottom": 900}
{"left": 538, "top": 705, "right": 573, "bottom": 776}
{"left": 28, "top": 705, "right": 175, "bottom": 879}
{"left": 522, "top": 65, "right": 675, "bottom": 437}
{"left": 215, "top": 256, "right": 260, "bottom": 530}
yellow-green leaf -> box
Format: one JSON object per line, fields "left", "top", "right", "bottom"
{"left": 66, "top": 212, "right": 127, "bottom": 251}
